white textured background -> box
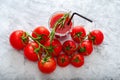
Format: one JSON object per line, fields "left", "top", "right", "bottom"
{"left": 0, "top": 0, "right": 120, "bottom": 80}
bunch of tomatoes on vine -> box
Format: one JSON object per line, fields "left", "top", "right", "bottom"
{"left": 9, "top": 12, "right": 104, "bottom": 74}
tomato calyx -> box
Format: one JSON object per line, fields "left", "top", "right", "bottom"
{"left": 72, "top": 31, "right": 89, "bottom": 43}
{"left": 32, "top": 32, "right": 45, "bottom": 42}
{"left": 72, "top": 57, "right": 80, "bottom": 62}
{"left": 78, "top": 47, "right": 86, "bottom": 53}
{"left": 21, "top": 32, "right": 29, "bottom": 44}
{"left": 61, "top": 58, "right": 65, "bottom": 63}
{"left": 74, "top": 32, "right": 82, "bottom": 38}
{"left": 41, "top": 56, "right": 51, "bottom": 64}
{"left": 46, "top": 45, "right": 54, "bottom": 53}
{"left": 65, "top": 45, "right": 72, "bottom": 51}
{"left": 88, "top": 32, "right": 96, "bottom": 43}
{"left": 46, "top": 45, "right": 58, "bottom": 56}
{"left": 91, "top": 36, "right": 96, "bottom": 43}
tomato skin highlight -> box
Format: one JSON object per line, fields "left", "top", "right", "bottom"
{"left": 88, "top": 30, "right": 104, "bottom": 45}
{"left": 63, "top": 40, "right": 76, "bottom": 56}
{"left": 71, "top": 54, "right": 84, "bottom": 67}
{"left": 32, "top": 26, "right": 50, "bottom": 44}
{"left": 9, "top": 30, "right": 29, "bottom": 50}
{"left": 38, "top": 57, "right": 56, "bottom": 74}
{"left": 57, "top": 54, "right": 70, "bottom": 67}
{"left": 44, "top": 39, "right": 62, "bottom": 57}
{"left": 71, "top": 26, "right": 86, "bottom": 43}
{"left": 24, "top": 42, "right": 42, "bottom": 61}
{"left": 78, "top": 40, "right": 93, "bottom": 56}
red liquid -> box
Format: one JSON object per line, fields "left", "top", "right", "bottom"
{"left": 50, "top": 12, "right": 73, "bottom": 36}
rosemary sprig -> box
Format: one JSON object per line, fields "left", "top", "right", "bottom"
{"left": 49, "top": 12, "right": 70, "bottom": 43}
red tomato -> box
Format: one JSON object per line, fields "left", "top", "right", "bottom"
{"left": 50, "top": 13, "right": 72, "bottom": 34}
{"left": 78, "top": 40, "right": 93, "bottom": 56}
{"left": 88, "top": 30, "right": 104, "bottom": 45}
{"left": 38, "top": 57, "right": 56, "bottom": 74}
{"left": 71, "top": 26, "right": 86, "bottom": 43}
{"left": 44, "top": 39, "right": 62, "bottom": 57}
{"left": 32, "top": 26, "right": 50, "bottom": 44}
{"left": 71, "top": 54, "right": 84, "bottom": 67}
{"left": 57, "top": 54, "right": 70, "bottom": 67}
{"left": 24, "top": 42, "right": 42, "bottom": 61}
{"left": 9, "top": 30, "right": 29, "bottom": 50}
{"left": 63, "top": 40, "right": 76, "bottom": 56}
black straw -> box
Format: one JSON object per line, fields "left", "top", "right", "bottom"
{"left": 67, "top": 12, "right": 93, "bottom": 25}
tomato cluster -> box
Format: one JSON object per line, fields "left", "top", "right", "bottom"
{"left": 9, "top": 13, "right": 104, "bottom": 74}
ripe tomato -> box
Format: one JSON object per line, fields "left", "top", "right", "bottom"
{"left": 24, "top": 42, "right": 42, "bottom": 61}
{"left": 57, "top": 53, "right": 70, "bottom": 67}
{"left": 9, "top": 30, "right": 29, "bottom": 50}
{"left": 32, "top": 26, "right": 50, "bottom": 44}
{"left": 78, "top": 40, "right": 93, "bottom": 56}
{"left": 88, "top": 30, "right": 104, "bottom": 45}
{"left": 71, "top": 54, "right": 84, "bottom": 67}
{"left": 44, "top": 39, "right": 62, "bottom": 57}
{"left": 38, "top": 57, "right": 56, "bottom": 74}
{"left": 71, "top": 26, "right": 86, "bottom": 43}
{"left": 63, "top": 40, "right": 76, "bottom": 56}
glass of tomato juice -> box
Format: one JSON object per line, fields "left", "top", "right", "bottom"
{"left": 49, "top": 12, "right": 73, "bottom": 38}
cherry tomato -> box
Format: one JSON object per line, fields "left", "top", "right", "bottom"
{"left": 88, "top": 30, "right": 104, "bottom": 45}
{"left": 78, "top": 40, "right": 93, "bottom": 56}
{"left": 44, "top": 39, "right": 62, "bottom": 57}
{"left": 9, "top": 30, "right": 29, "bottom": 50}
{"left": 38, "top": 57, "right": 56, "bottom": 74}
{"left": 63, "top": 40, "right": 76, "bottom": 56}
{"left": 24, "top": 42, "right": 42, "bottom": 61}
{"left": 71, "top": 54, "right": 84, "bottom": 67}
{"left": 71, "top": 26, "right": 86, "bottom": 43}
{"left": 32, "top": 26, "right": 50, "bottom": 44}
{"left": 57, "top": 53, "right": 70, "bottom": 67}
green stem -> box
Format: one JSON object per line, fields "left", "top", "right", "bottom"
{"left": 76, "top": 33, "right": 90, "bottom": 50}
{"left": 26, "top": 32, "right": 49, "bottom": 56}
